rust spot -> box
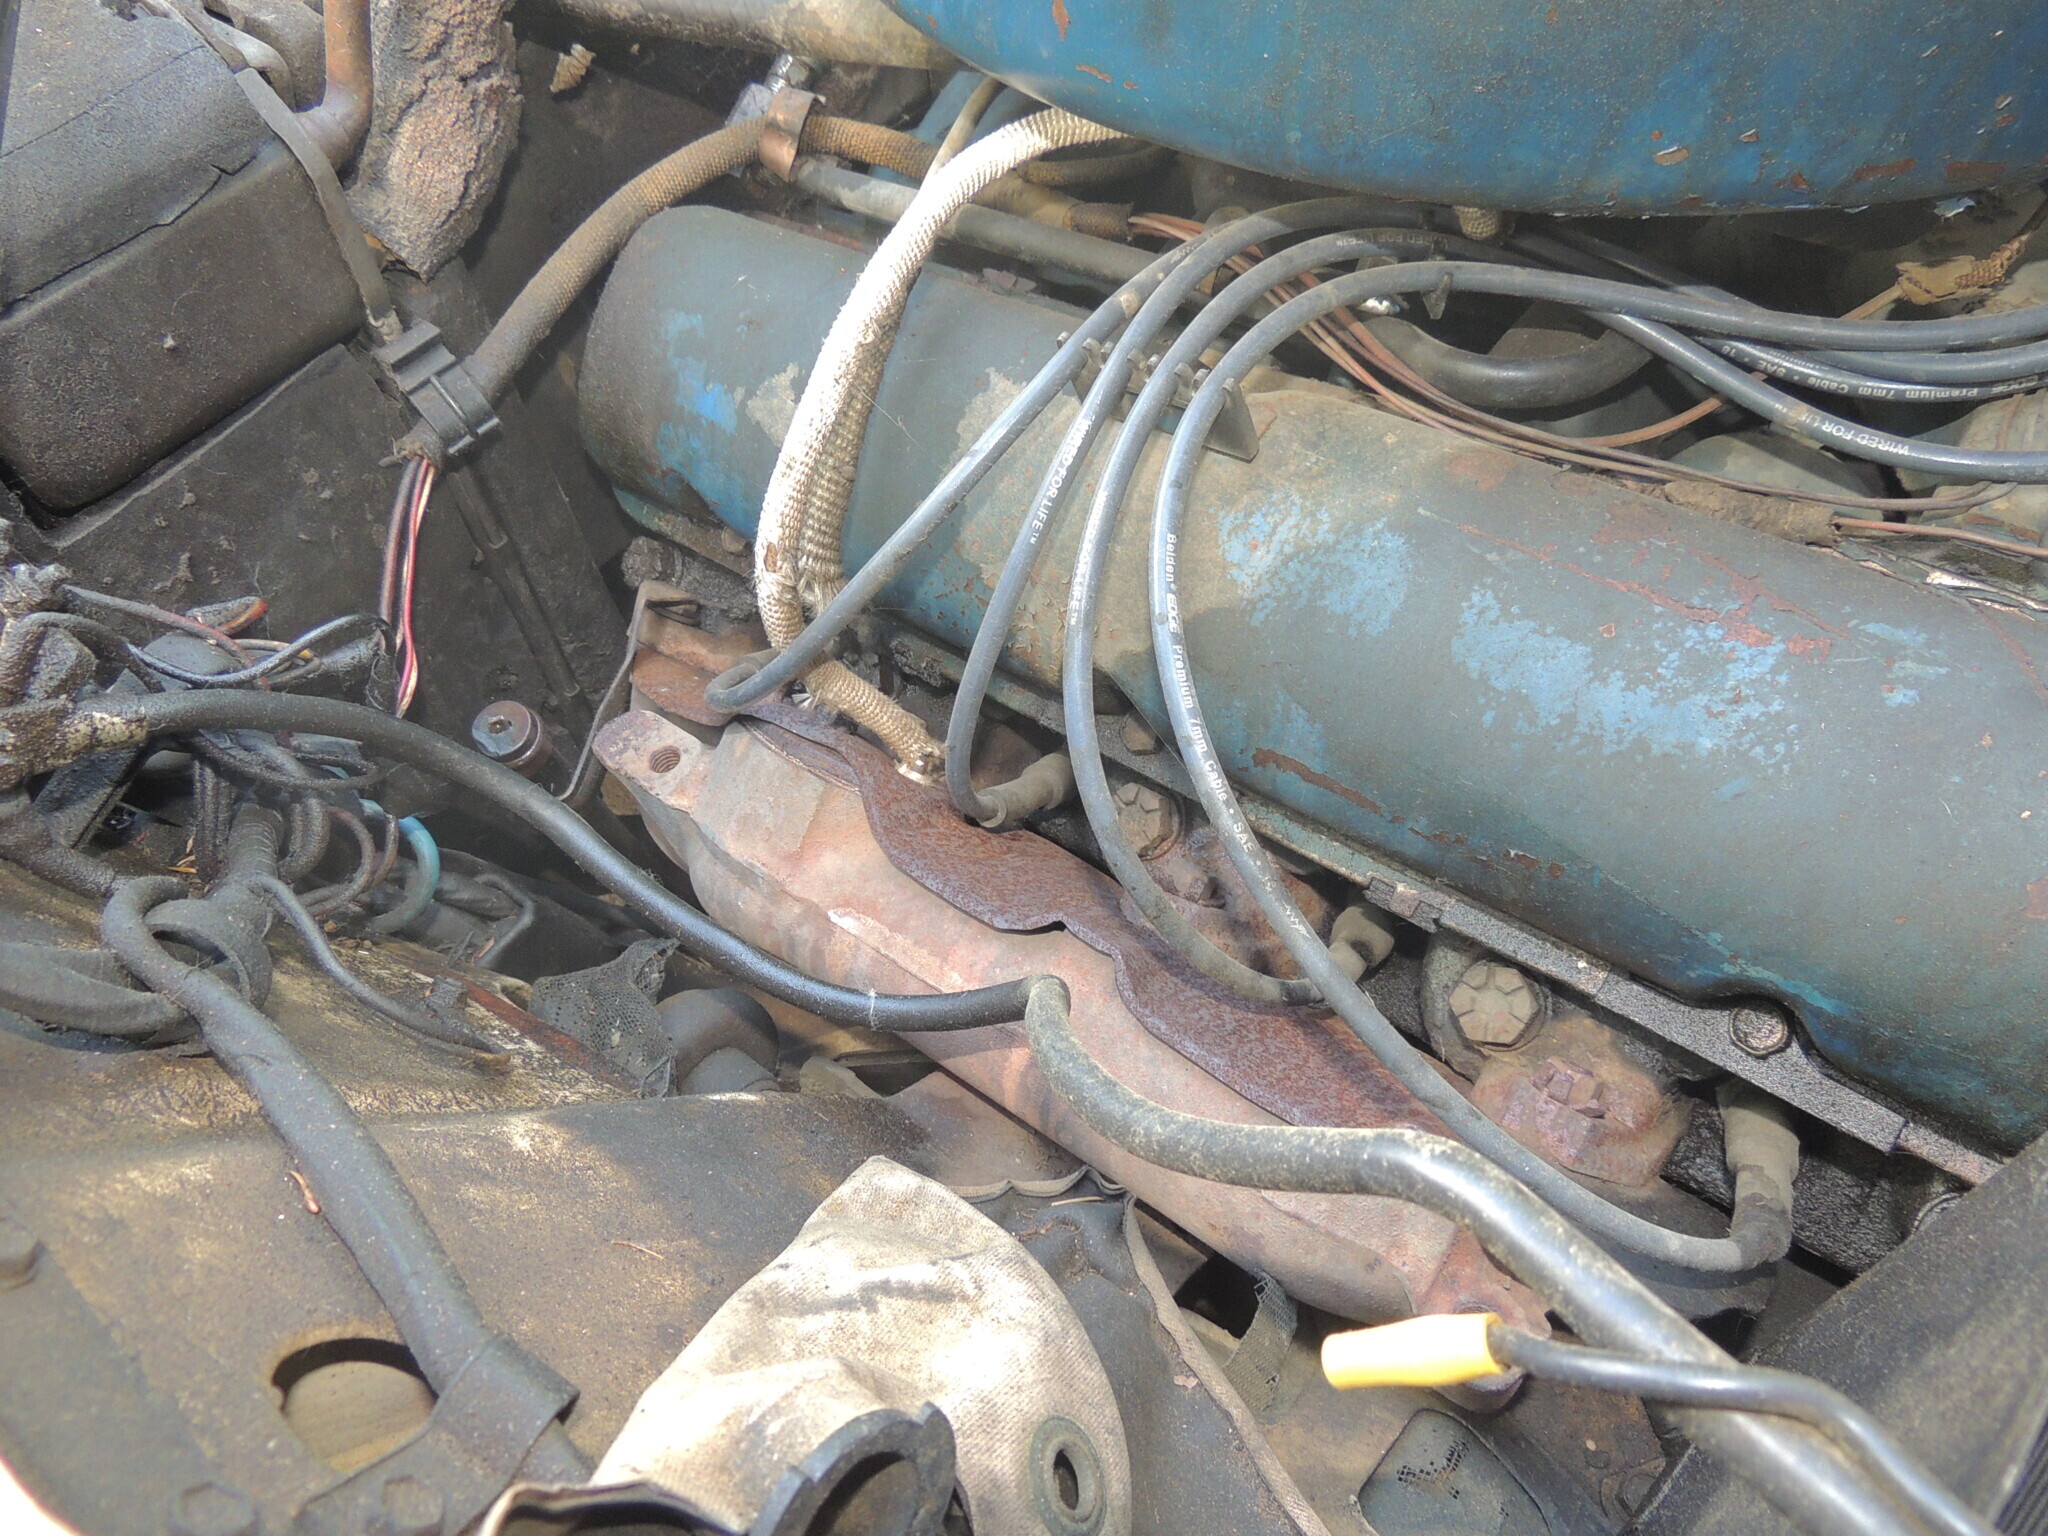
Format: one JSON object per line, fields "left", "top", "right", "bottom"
{"left": 1653, "top": 145, "right": 1689, "bottom": 166}
{"left": 1074, "top": 62, "right": 1113, "bottom": 82}
{"left": 1251, "top": 747, "right": 1383, "bottom": 816}
{"left": 1599, "top": 622, "right": 1617, "bottom": 638}
{"left": 1590, "top": 501, "right": 1674, "bottom": 547}
{"left": 1738, "top": 128, "right": 1760, "bottom": 144}
{"left": 1123, "top": 79, "right": 1138, "bottom": 89}
{"left": 1995, "top": 114, "right": 2018, "bottom": 128}
{"left": 1677, "top": 195, "right": 1705, "bottom": 210}
{"left": 1779, "top": 169, "right": 1812, "bottom": 191}
{"left": 1980, "top": 607, "right": 2048, "bottom": 708}
{"left": 1544, "top": 2, "right": 1557, "bottom": 19}
{"left": 2027, "top": 877, "right": 2048, "bottom": 921}
{"left": 1460, "top": 523, "right": 1844, "bottom": 658}
{"left": 1946, "top": 158, "right": 2009, "bottom": 184}
{"left": 1051, "top": 0, "right": 1070, "bottom": 38}
{"left": 1650, "top": 130, "right": 1663, "bottom": 142}
{"left": 1447, "top": 449, "right": 1513, "bottom": 491}
{"left": 1852, "top": 157, "right": 1917, "bottom": 182}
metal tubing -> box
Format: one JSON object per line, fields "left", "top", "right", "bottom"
{"left": 790, "top": 161, "right": 1155, "bottom": 289}
{"left": 1011, "top": 977, "right": 1921, "bottom": 1536}
{"left": 294, "top": 0, "right": 372, "bottom": 168}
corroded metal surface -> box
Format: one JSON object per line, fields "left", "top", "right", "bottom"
{"left": 634, "top": 649, "right": 1440, "bottom": 1138}
{"left": 600, "top": 695, "right": 1549, "bottom": 1330}
{"left": 582, "top": 210, "right": 2048, "bottom": 1150}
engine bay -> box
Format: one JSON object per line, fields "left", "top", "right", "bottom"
{"left": 3, "top": 2, "right": 2048, "bottom": 1533}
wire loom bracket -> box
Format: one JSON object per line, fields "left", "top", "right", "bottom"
{"left": 373, "top": 324, "right": 502, "bottom": 462}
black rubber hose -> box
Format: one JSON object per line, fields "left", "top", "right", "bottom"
{"left": 1057, "top": 206, "right": 1440, "bottom": 1008}
{"left": 1530, "top": 226, "right": 2048, "bottom": 388}
{"left": 0, "top": 791, "right": 121, "bottom": 899}
{"left": 706, "top": 243, "right": 1192, "bottom": 714}
{"left": 101, "top": 873, "right": 588, "bottom": 1484}
{"left": 0, "top": 940, "right": 189, "bottom": 1039}
{"left": 1136, "top": 255, "right": 1790, "bottom": 1273}
{"left": 1487, "top": 1327, "right": 1994, "bottom": 1536}
{"left": 1706, "top": 337, "right": 2048, "bottom": 403}
{"left": 230, "top": 736, "right": 330, "bottom": 884}
{"left": 242, "top": 875, "right": 506, "bottom": 1061}
{"left": 1363, "top": 314, "right": 1648, "bottom": 409}
{"left": 986, "top": 978, "right": 1915, "bottom": 1536}
{"left": 79, "top": 691, "right": 1038, "bottom": 1030}
{"left": 1180, "top": 258, "right": 2048, "bottom": 481}
{"left": 1516, "top": 235, "right": 2048, "bottom": 353}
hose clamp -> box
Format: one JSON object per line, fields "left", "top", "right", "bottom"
{"left": 759, "top": 86, "right": 818, "bottom": 180}
{"left": 372, "top": 323, "right": 500, "bottom": 461}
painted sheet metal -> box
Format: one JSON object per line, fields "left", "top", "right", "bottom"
{"left": 887, "top": 0, "right": 2048, "bottom": 214}
{"left": 582, "top": 208, "right": 2048, "bottom": 1148}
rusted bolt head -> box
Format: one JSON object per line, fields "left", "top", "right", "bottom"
{"left": 1447, "top": 961, "right": 1541, "bottom": 1048}
{"left": 169, "top": 1483, "right": 256, "bottom": 1536}
{"left": 0, "top": 1216, "right": 39, "bottom": 1287}
{"left": 1112, "top": 780, "right": 1179, "bottom": 859}
{"left": 1535, "top": 1059, "right": 1607, "bottom": 1117}
{"left": 1119, "top": 713, "right": 1162, "bottom": 755}
{"left": 371, "top": 1476, "right": 442, "bottom": 1536}
{"left": 1730, "top": 1003, "right": 1792, "bottom": 1057}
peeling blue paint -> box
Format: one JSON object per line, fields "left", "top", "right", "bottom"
{"left": 902, "top": 0, "right": 2048, "bottom": 215}
{"left": 1216, "top": 491, "right": 1411, "bottom": 639}
{"left": 1857, "top": 621, "right": 1930, "bottom": 648}
{"left": 1453, "top": 589, "right": 1791, "bottom": 761}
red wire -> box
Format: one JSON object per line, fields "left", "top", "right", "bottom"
{"left": 393, "top": 461, "right": 435, "bottom": 716}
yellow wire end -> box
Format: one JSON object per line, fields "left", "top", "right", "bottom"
{"left": 1321, "top": 1312, "right": 1506, "bottom": 1390}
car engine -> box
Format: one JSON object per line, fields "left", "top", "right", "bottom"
{"left": 3, "top": 2, "right": 2048, "bottom": 1533}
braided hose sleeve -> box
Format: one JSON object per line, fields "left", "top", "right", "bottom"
{"left": 755, "top": 108, "right": 1123, "bottom": 774}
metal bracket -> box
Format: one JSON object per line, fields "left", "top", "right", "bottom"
{"left": 1071, "top": 338, "right": 1262, "bottom": 462}
{"left": 372, "top": 324, "right": 501, "bottom": 460}
{"left": 759, "top": 86, "right": 819, "bottom": 181}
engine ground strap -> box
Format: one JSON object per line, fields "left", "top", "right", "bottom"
{"left": 371, "top": 325, "right": 502, "bottom": 461}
